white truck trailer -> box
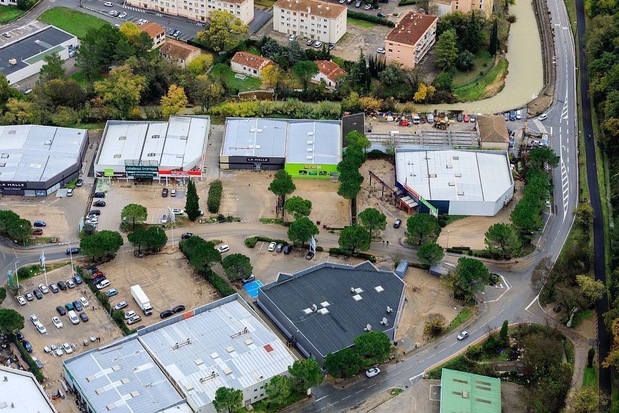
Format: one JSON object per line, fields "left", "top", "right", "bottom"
{"left": 130, "top": 285, "right": 153, "bottom": 316}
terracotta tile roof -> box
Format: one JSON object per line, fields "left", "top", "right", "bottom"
{"left": 231, "top": 51, "right": 274, "bottom": 70}
{"left": 274, "top": 0, "right": 347, "bottom": 19}
{"left": 159, "top": 39, "right": 200, "bottom": 61}
{"left": 477, "top": 115, "right": 509, "bottom": 143}
{"left": 386, "top": 12, "right": 438, "bottom": 46}
{"left": 315, "top": 60, "right": 346, "bottom": 81}
{"left": 139, "top": 22, "right": 165, "bottom": 38}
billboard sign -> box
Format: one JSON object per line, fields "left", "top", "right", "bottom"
{"left": 125, "top": 165, "right": 158, "bottom": 178}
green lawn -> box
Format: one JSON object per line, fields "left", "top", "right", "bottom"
{"left": 583, "top": 367, "right": 597, "bottom": 388}
{"left": 454, "top": 57, "right": 508, "bottom": 102}
{"left": 70, "top": 70, "right": 104, "bottom": 87}
{"left": 211, "top": 63, "right": 262, "bottom": 93}
{"left": 39, "top": 7, "right": 109, "bottom": 39}
{"left": 445, "top": 307, "right": 473, "bottom": 333}
{"left": 348, "top": 18, "right": 376, "bottom": 28}
{"left": 452, "top": 50, "right": 494, "bottom": 87}
{"left": 0, "top": 6, "right": 25, "bottom": 23}
{"left": 254, "top": 0, "right": 276, "bottom": 7}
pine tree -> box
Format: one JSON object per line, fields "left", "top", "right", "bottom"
{"left": 488, "top": 19, "right": 499, "bottom": 56}
{"left": 185, "top": 179, "right": 201, "bottom": 221}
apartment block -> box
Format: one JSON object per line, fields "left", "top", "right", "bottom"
{"left": 126, "top": 0, "right": 254, "bottom": 24}
{"left": 432, "top": 0, "right": 494, "bottom": 18}
{"left": 273, "top": 0, "right": 347, "bottom": 44}
{"left": 385, "top": 12, "right": 438, "bottom": 70}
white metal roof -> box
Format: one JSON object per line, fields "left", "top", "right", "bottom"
{"left": 0, "top": 125, "right": 86, "bottom": 182}
{"left": 395, "top": 150, "right": 513, "bottom": 202}
{"left": 222, "top": 118, "right": 288, "bottom": 158}
{"left": 286, "top": 121, "right": 341, "bottom": 165}
{"left": 96, "top": 116, "right": 209, "bottom": 170}
{"left": 0, "top": 366, "right": 58, "bottom": 412}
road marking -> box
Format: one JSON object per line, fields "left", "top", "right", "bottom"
{"left": 315, "top": 396, "right": 327, "bottom": 402}
{"left": 355, "top": 389, "right": 365, "bottom": 395}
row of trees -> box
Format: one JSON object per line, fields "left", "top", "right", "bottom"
{"left": 324, "top": 331, "right": 391, "bottom": 378}
{"left": 0, "top": 210, "right": 32, "bottom": 245}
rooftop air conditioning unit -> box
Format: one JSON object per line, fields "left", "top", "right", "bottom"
{"left": 386, "top": 306, "right": 393, "bottom": 313}
{"left": 8, "top": 58, "right": 16, "bottom": 66}
{"left": 364, "top": 324, "right": 372, "bottom": 331}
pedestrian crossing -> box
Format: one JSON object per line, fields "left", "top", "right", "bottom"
{"left": 122, "top": 5, "right": 146, "bottom": 12}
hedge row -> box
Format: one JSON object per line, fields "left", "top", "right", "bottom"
{"left": 207, "top": 180, "right": 223, "bottom": 213}
{"left": 347, "top": 10, "right": 395, "bottom": 27}
{"left": 398, "top": 0, "right": 416, "bottom": 5}
{"left": 13, "top": 338, "right": 44, "bottom": 382}
{"left": 328, "top": 247, "right": 376, "bottom": 263}
{"left": 203, "top": 270, "right": 236, "bottom": 297}
{"left": 245, "top": 235, "right": 290, "bottom": 248}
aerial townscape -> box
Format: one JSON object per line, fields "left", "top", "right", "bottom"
{"left": 0, "top": 0, "right": 616, "bottom": 410}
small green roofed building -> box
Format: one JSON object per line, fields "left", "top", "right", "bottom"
{"left": 440, "top": 368, "right": 501, "bottom": 413}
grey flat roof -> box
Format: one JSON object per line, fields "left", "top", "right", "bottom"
{"left": 395, "top": 149, "right": 513, "bottom": 202}
{"left": 0, "top": 26, "right": 73, "bottom": 76}
{"left": 0, "top": 366, "right": 57, "bottom": 412}
{"left": 63, "top": 338, "right": 186, "bottom": 413}
{"left": 97, "top": 116, "right": 210, "bottom": 170}
{"left": 0, "top": 125, "right": 87, "bottom": 182}
{"left": 259, "top": 262, "right": 405, "bottom": 357}
{"left": 222, "top": 118, "right": 341, "bottom": 164}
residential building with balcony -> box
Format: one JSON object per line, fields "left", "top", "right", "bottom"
{"left": 384, "top": 12, "right": 438, "bottom": 70}
{"left": 273, "top": 0, "right": 347, "bottom": 44}
{"left": 126, "top": 0, "right": 254, "bottom": 24}
{"left": 139, "top": 22, "right": 166, "bottom": 49}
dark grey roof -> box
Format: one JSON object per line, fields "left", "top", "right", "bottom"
{"left": 0, "top": 26, "right": 73, "bottom": 76}
{"left": 259, "top": 261, "right": 405, "bottom": 357}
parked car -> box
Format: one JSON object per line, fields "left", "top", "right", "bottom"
{"left": 377, "top": 12, "right": 386, "bottom": 17}
{"left": 170, "top": 189, "right": 177, "bottom": 197}
{"left": 538, "top": 113, "right": 548, "bottom": 121}
{"left": 33, "top": 220, "right": 47, "bottom": 227}
{"left": 32, "top": 228, "right": 43, "bottom": 236}
{"left": 15, "top": 332, "right": 24, "bottom": 342}
{"left": 365, "top": 367, "right": 381, "bottom": 378}
{"left": 463, "top": 113, "right": 470, "bottom": 122}
{"left": 96, "top": 279, "right": 110, "bottom": 289}
{"left": 92, "top": 275, "right": 107, "bottom": 285}
{"left": 217, "top": 244, "right": 230, "bottom": 253}
{"left": 288, "top": 34, "right": 297, "bottom": 41}
{"left": 242, "top": 274, "right": 256, "bottom": 284}
{"left": 56, "top": 306, "right": 67, "bottom": 316}
{"left": 17, "top": 296, "right": 26, "bottom": 306}
{"left": 30, "top": 314, "right": 40, "bottom": 326}
{"left": 268, "top": 242, "right": 277, "bottom": 252}
{"left": 62, "top": 343, "right": 73, "bottom": 354}
{"left": 66, "top": 188, "right": 74, "bottom": 197}
{"left": 33, "top": 289, "right": 43, "bottom": 300}
{"left": 93, "top": 192, "right": 105, "bottom": 198}
{"left": 275, "top": 243, "right": 284, "bottom": 253}
{"left": 509, "top": 110, "right": 516, "bottom": 121}
{"left": 104, "top": 1, "right": 113, "bottom": 6}
{"left": 25, "top": 293, "right": 34, "bottom": 301}
{"left": 355, "top": 1, "right": 362, "bottom": 7}
{"left": 80, "top": 313, "right": 89, "bottom": 322}
{"left": 52, "top": 317, "right": 63, "bottom": 329}
{"left": 1, "top": 32, "right": 10, "bottom": 38}
{"left": 73, "top": 275, "right": 83, "bottom": 285}
{"left": 172, "top": 305, "right": 186, "bottom": 313}
{"left": 88, "top": 209, "right": 101, "bottom": 216}
{"left": 127, "top": 315, "right": 142, "bottom": 325}
{"left": 457, "top": 331, "right": 469, "bottom": 340}
{"left": 171, "top": 208, "right": 184, "bottom": 215}
{"left": 161, "top": 214, "right": 168, "bottom": 224}
{"left": 73, "top": 301, "right": 83, "bottom": 311}
{"left": 181, "top": 232, "right": 193, "bottom": 239}
{"left": 393, "top": 219, "right": 402, "bottom": 228}
{"left": 469, "top": 114, "right": 477, "bottom": 123}
{"left": 119, "top": 11, "right": 127, "bottom": 18}
{"left": 124, "top": 311, "right": 136, "bottom": 320}
{"left": 283, "top": 244, "right": 293, "bottom": 254}
{"left": 160, "top": 310, "right": 174, "bottom": 319}
{"left": 79, "top": 296, "right": 89, "bottom": 307}
{"left": 305, "top": 251, "right": 315, "bottom": 260}
{"left": 364, "top": 3, "right": 372, "bottom": 9}
{"left": 49, "top": 283, "right": 59, "bottom": 293}
{"left": 456, "top": 113, "right": 463, "bottom": 122}
{"left": 106, "top": 288, "right": 118, "bottom": 297}
{"left": 66, "top": 279, "right": 76, "bottom": 289}
{"left": 93, "top": 200, "right": 106, "bottom": 208}
{"left": 23, "top": 340, "right": 32, "bottom": 352}
{"left": 306, "top": 39, "right": 314, "bottom": 46}
{"left": 66, "top": 247, "right": 80, "bottom": 255}
{"left": 376, "top": 47, "right": 386, "bottom": 54}
{"left": 313, "top": 41, "right": 323, "bottom": 48}
{"left": 114, "top": 301, "right": 128, "bottom": 311}
{"left": 57, "top": 281, "right": 67, "bottom": 291}
{"left": 38, "top": 284, "right": 49, "bottom": 294}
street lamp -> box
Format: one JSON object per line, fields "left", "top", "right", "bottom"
{"left": 14, "top": 260, "right": 19, "bottom": 292}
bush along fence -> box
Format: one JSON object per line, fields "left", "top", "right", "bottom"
{"left": 347, "top": 10, "right": 395, "bottom": 27}
{"left": 179, "top": 236, "right": 236, "bottom": 297}
{"left": 207, "top": 180, "right": 223, "bottom": 213}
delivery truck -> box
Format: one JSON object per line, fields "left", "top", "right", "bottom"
{"left": 130, "top": 285, "right": 153, "bottom": 316}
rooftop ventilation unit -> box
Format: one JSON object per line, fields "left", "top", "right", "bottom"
{"left": 386, "top": 306, "right": 393, "bottom": 313}
{"left": 448, "top": 182, "right": 455, "bottom": 186}
{"left": 311, "top": 304, "right": 318, "bottom": 312}
{"left": 462, "top": 391, "right": 469, "bottom": 399}
{"left": 307, "top": 140, "right": 314, "bottom": 145}
{"left": 8, "top": 58, "right": 16, "bottom": 66}
{"left": 318, "top": 308, "right": 329, "bottom": 315}
{"left": 455, "top": 173, "right": 462, "bottom": 177}
{"left": 364, "top": 324, "right": 372, "bottom": 331}
{"left": 307, "top": 148, "right": 313, "bottom": 152}
{"left": 353, "top": 294, "right": 363, "bottom": 301}
{"left": 254, "top": 145, "right": 261, "bottom": 149}
{"left": 380, "top": 317, "right": 388, "bottom": 326}
{"left": 307, "top": 132, "right": 314, "bottom": 136}
{"left": 457, "top": 191, "right": 465, "bottom": 196}
{"left": 306, "top": 155, "right": 313, "bottom": 160}
{"left": 303, "top": 308, "right": 313, "bottom": 314}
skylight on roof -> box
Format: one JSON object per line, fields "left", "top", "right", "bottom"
{"left": 353, "top": 294, "right": 362, "bottom": 301}
{"left": 374, "top": 286, "right": 384, "bottom": 293}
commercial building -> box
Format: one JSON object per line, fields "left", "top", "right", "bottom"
{"left": 127, "top": 0, "right": 254, "bottom": 24}
{"left": 440, "top": 369, "right": 501, "bottom": 412}
{"left": 431, "top": 0, "right": 494, "bottom": 18}
{"left": 477, "top": 115, "right": 509, "bottom": 150}
{"left": 257, "top": 261, "right": 406, "bottom": 364}
{"left": 159, "top": 39, "right": 202, "bottom": 68}
{"left": 0, "top": 124, "right": 88, "bottom": 196}
{"left": 0, "top": 366, "right": 58, "bottom": 412}
{"left": 220, "top": 117, "right": 341, "bottom": 178}
{"left": 311, "top": 59, "right": 345, "bottom": 89}
{"left": 0, "top": 25, "right": 79, "bottom": 85}
{"left": 395, "top": 149, "right": 514, "bottom": 216}
{"left": 385, "top": 12, "right": 438, "bottom": 70}
{"left": 94, "top": 116, "right": 210, "bottom": 181}
{"left": 273, "top": 0, "right": 347, "bottom": 44}
{"left": 230, "top": 51, "right": 275, "bottom": 78}
{"left": 63, "top": 294, "right": 297, "bottom": 413}
{"left": 139, "top": 22, "right": 166, "bottom": 49}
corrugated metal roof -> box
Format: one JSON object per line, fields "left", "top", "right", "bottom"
{"left": 395, "top": 149, "right": 512, "bottom": 203}
{"left": 440, "top": 369, "right": 501, "bottom": 413}
{"left": 222, "top": 118, "right": 288, "bottom": 158}
{"left": 258, "top": 261, "right": 405, "bottom": 357}
{"left": 0, "top": 124, "right": 87, "bottom": 182}
{"left": 286, "top": 121, "right": 341, "bottom": 165}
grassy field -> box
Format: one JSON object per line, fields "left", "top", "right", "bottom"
{"left": 348, "top": 18, "right": 376, "bottom": 28}
{"left": 583, "top": 366, "right": 597, "bottom": 388}
{"left": 445, "top": 307, "right": 473, "bottom": 333}
{"left": 211, "top": 63, "right": 262, "bottom": 93}
{"left": 253, "top": 0, "right": 276, "bottom": 7}
{"left": 454, "top": 57, "right": 508, "bottom": 101}
{"left": 0, "top": 6, "right": 24, "bottom": 23}
{"left": 39, "top": 7, "right": 108, "bottom": 39}
{"left": 452, "top": 51, "right": 494, "bottom": 87}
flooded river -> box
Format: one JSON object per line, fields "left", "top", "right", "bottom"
{"left": 418, "top": 0, "right": 544, "bottom": 114}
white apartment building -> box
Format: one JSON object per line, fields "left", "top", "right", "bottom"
{"left": 127, "top": 0, "right": 254, "bottom": 24}
{"left": 273, "top": 0, "right": 347, "bottom": 44}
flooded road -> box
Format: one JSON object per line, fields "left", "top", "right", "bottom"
{"left": 418, "top": 0, "right": 544, "bottom": 114}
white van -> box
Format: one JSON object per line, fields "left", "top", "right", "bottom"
{"left": 516, "top": 109, "right": 522, "bottom": 120}
{"left": 68, "top": 310, "right": 80, "bottom": 325}
{"left": 412, "top": 113, "right": 421, "bottom": 124}
{"left": 96, "top": 279, "right": 110, "bottom": 289}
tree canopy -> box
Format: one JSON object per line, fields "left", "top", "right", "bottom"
{"left": 0, "top": 309, "right": 24, "bottom": 335}
{"left": 222, "top": 253, "right": 253, "bottom": 281}
{"left": 161, "top": 84, "right": 188, "bottom": 118}
{"left": 287, "top": 216, "right": 319, "bottom": 246}
{"left": 213, "top": 387, "right": 243, "bottom": 413}
{"left": 185, "top": 179, "right": 201, "bottom": 221}
{"left": 94, "top": 65, "right": 145, "bottom": 118}
{"left": 264, "top": 375, "right": 292, "bottom": 409}
{"left": 338, "top": 225, "right": 371, "bottom": 255}
{"left": 269, "top": 169, "right": 296, "bottom": 218}
{"left": 196, "top": 11, "right": 248, "bottom": 52}
{"left": 180, "top": 236, "right": 222, "bottom": 271}
{"left": 121, "top": 203, "right": 148, "bottom": 231}
{"left": 405, "top": 214, "right": 441, "bottom": 245}
{"left": 417, "top": 242, "right": 445, "bottom": 266}
{"left": 354, "top": 331, "right": 391, "bottom": 365}
{"left": 445, "top": 257, "right": 490, "bottom": 301}
{"left": 284, "top": 196, "right": 312, "bottom": 219}
{"left": 288, "top": 359, "right": 324, "bottom": 392}
{"left": 484, "top": 223, "right": 521, "bottom": 258}
{"left": 80, "top": 230, "right": 124, "bottom": 261}
{"left": 127, "top": 227, "right": 167, "bottom": 254}
{"left": 358, "top": 208, "right": 387, "bottom": 239}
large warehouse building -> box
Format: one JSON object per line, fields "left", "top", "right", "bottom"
{"left": 257, "top": 261, "right": 406, "bottom": 364}
{"left": 220, "top": 118, "right": 341, "bottom": 178}
{"left": 94, "top": 116, "right": 210, "bottom": 181}
{"left": 63, "top": 294, "right": 296, "bottom": 413}
{"left": 395, "top": 149, "right": 514, "bottom": 216}
{"left": 0, "top": 124, "right": 88, "bottom": 196}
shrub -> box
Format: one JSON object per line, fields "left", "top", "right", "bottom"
{"left": 245, "top": 237, "right": 258, "bottom": 248}
{"left": 13, "top": 339, "right": 44, "bottom": 382}
{"left": 347, "top": 10, "right": 395, "bottom": 27}
{"left": 466, "top": 344, "right": 483, "bottom": 360}
{"left": 398, "top": 0, "right": 416, "bottom": 4}
{"left": 207, "top": 180, "right": 223, "bottom": 213}
{"left": 204, "top": 270, "right": 236, "bottom": 297}
{"left": 588, "top": 348, "right": 595, "bottom": 368}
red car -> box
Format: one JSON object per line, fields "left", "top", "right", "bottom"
{"left": 399, "top": 119, "right": 410, "bottom": 127}
{"left": 463, "top": 114, "right": 470, "bottom": 122}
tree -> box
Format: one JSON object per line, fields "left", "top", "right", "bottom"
{"left": 128, "top": 227, "right": 167, "bottom": 253}
{"left": 288, "top": 216, "right": 319, "bottom": 247}
{"left": 288, "top": 359, "right": 324, "bottom": 392}
{"left": 354, "top": 331, "right": 391, "bottom": 364}
{"left": 435, "top": 29, "right": 458, "bottom": 71}
{"left": 3, "top": 98, "right": 35, "bottom": 125}
{"left": 358, "top": 208, "right": 386, "bottom": 239}
{"left": 185, "top": 179, "right": 201, "bottom": 221}
{"left": 405, "top": 214, "right": 441, "bottom": 246}
{"left": 378, "top": 65, "right": 403, "bottom": 87}
{"left": 324, "top": 347, "right": 363, "bottom": 378}
{"left": 287, "top": 40, "right": 306, "bottom": 67}
{"left": 0, "top": 309, "right": 24, "bottom": 335}
{"left": 488, "top": 18, "right": 499, "bottom": 56}
{"left": 222, "top": 254, "right": 253, "bottom": 281}
{"left": 463, "top": 10, "right": 484, "bottom": 54}
{"left": 574, "top": 203, "right": 594, "bottom": 231}
{"left": 292, "top": 60, "right": 319, "bottom": 91}
{"left": 94, "top": 65, "right": 145, "bottom": 118}
{"left": 499, "top": 320, "right": 509, "bottom": 344}
{"left": 7, "top": 218, "right": 32, "bottom": 245}
{"left": 196, "top": 11, "right": 248, "bottom": 52}
{"left": 269, "top": 169, "right": 296, "bottom": 218}
{"left": 511, "top": 198, "right": 544, "bottom": 235}
{"left": 213, "top": 387, "right": 243, "bottom": 413}
{"left": 161, "top": 84, "right": 188, "bottom": 118}
{"left": 284, "top": 196, "right": 312, "bottom": 219}
{"left": 566, "top": 386, "right": 609, "bottom": 413}
{"left": 121, "top": 203, "right": 148, "bottom": 231}
{"left": 180, "top": 236, "right": 222, "bottom": 270}
{"left": 80, "top": 230, "right": 124, "bottom": 261}
{"left": 338, "top": 225, "right": 371, "bottom": 255}
{"left": 119, "top": 21, "right": 143, "bottom": 41}
{"left": 413, "top": 83, "right": 436, "bottom": 103}
{"left": 433, "top": 71, "right": 454, "bottom": 91}
{"left": 417, "top": 243, "right": 444, "bottom": 266}
{"left": 484, "top": 223, "right": 521, "bottom": 258}
{"left": 423, "top": 313, "right": 446, "bottom": 338}
{"left": 39, "top": 53, "right": 65, "bottom": 83}
{"left": 456, "top": 50, "right": 475, "bottom": 71}
{"left": 445, "top": 257, "right": 490, "bottom": 301}
{"left": 345, "top": 131, "right": 371, "bottom": 151}
{"left": 187, "top": 54, "right": 214, "bottom": 76}
{"left": 576, "top": 274, "right": 606, "bottom": 306}
{"left": 348, "top": 50, "right": 370, "bottom": 92}
{"left": 528, "top": 146, "right": 559, "bottom": 170}
{"left": 190, "top": 74, "right": 224, "bottom": 110}
{"left": 260, "top": 65, "right": 283, "bottom": 88}
{"left": 265, "top": 375, "right": 292, "bottom": 409}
